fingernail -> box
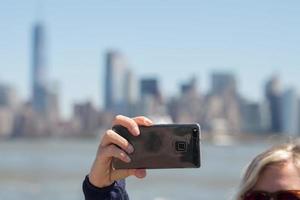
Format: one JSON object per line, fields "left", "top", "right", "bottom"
{"left": 127, "top": 144, "right": 134, "bottom": 154}
{"left": 136, "top": 169, "right": 146, "bottom": 178}
{"left": 126, "top": 156, "right": 131, "bottom": 163}
{"left": 133, "top": 126, "right": 140, "bottom": 135}
{"left": 144, "top": 119, "right": 153, "bottom": 125}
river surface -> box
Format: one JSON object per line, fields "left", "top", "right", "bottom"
{"left": 0, "top": 139, "right": 277, "bottom": 200}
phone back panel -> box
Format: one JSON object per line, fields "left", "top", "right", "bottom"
{"left": 112, "top": 124, "right": 201, "bottom": 169}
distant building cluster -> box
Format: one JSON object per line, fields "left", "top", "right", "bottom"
{"left": 0, "top": 22, "right": 299, "bottom": 138}
{"left": 103, "top": 50, "right": 300, "bottom": 137}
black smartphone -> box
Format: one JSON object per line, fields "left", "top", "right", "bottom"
{"left": 112, "top": 124, "right": 201, "bottom": 169}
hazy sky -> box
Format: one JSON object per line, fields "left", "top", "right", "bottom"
{"left": 1, "top": 0, "right": 300, "bottom": 117}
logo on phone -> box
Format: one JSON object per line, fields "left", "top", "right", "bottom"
{"left": 175, "top": 141, "right": 187, "bottom": 152}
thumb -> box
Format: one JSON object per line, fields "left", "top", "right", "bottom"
{"left": 110, "top": 169, "right": 147, "bottom": 181}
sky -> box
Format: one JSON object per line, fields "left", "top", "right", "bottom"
{"left": 1, "top": 0, "right": 300, "bottom": 117}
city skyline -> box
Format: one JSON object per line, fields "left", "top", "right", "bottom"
{"left": 1, "top": 23, "right": 300, "bottom": 137}
{"left": 1, "top": 0, "right": 300, "bottom": 117}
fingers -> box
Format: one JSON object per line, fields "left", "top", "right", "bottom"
{"left": 112, "top": 115, "right": 153, "bottom": 136}
{"left": 132, "top": 116, "right": 153, "bottom": 126}
{"left": 110, "top": 169, "right": 135, "bottom": 181}
{"left": 101, "top": 130, "right": 134, "bottom": 154}
{"left": 100, "top": 144, "right": 131, "bottom": 163}
{"left": 113, "top": 115, "right": 140, "bottom": 136}
{"left": 103, "top": 115, "right": 153, "bottom": 153}
{"left": 99, "top": 144, "right": 147, "bottom": 181}
{"left": 97, "top": 115, "right": 151, "bottom": 183}
{"left": 134, "top": 169, "right": 147, "bottom": 178}
{"left": 111, "top": 169, "right": 147, "bottom": 181}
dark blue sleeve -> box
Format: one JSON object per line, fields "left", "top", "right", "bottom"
{"left": 82, "top": 176, "right": 129, "bottom": 200}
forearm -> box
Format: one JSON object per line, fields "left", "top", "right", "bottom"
{"left": 82, "top": 176, "right": 129, "bottom": 200}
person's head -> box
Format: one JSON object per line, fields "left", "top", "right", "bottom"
{"left": 235, "top": 142, "right": 300, "bottom": 200}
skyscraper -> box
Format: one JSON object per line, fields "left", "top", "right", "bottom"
{"left": 32, "top": 22, "right": 48, "bottom": 114}
{"left": 124, "top": 69, "right": 139, "bottom": 106}
{"left": 0, "top": 84, "right": 17, "bottom": 137}
{"left": 211, "top": 72, "right": 236, "bottom": 95}
{"left": 281, "top": 88, "right": 299, "bottom": 136}
{"left": 174, "top": 77, "right": 202, "bottom": 123}
{"left": 73, "top": 101, "right": 99, "bottom": 135}
{"left": 240, "top": 102, "right": 262, "bottom": 133}
{"left": 265, "top": 75, "right": 282, "bottom": 133}
{"left": 0, "top": 84, "right": 18, "bottom": 109}
{"left": 140, "top": 78, "right": 160, "bottom": 100}
{"left": 104, "top": 51, "right": 128, "bottom": 113}
{"left": 181, "top": 77, "right": 197, "bottom": 95}
{"left": 207, "top": 72, "right": 241, "bottom": 133}
{"left": 139, "top": 77, "right": 168, "bottom": 118}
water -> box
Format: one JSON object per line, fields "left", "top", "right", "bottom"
{"left": 0, "top": 139, "right": 274, "bottom": 200}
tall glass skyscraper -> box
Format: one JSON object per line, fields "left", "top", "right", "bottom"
{"left": 281, "top": 88, "right": 299, "bottom": 136}
{"left": 32, "top": 22, "right": 48, "bottom": 114}
{"left": 104, "top": 51, "right": 128, "bottom": 113}
{"left": 265, "top": 75, "right": 282, "bottom": 133}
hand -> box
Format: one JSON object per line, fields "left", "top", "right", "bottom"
{"left": 88, "top": 115, "right": 153, "bottom": 188}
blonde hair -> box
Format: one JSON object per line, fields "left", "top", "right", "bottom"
{"left": 234, "top": 141, "right": 300, "bottom": 200}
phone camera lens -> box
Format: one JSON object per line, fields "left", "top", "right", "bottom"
{"left": 192, "top": 128, "right": 198, "bottom": 138}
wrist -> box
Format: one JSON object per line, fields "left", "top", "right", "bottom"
{"left": 88, "top": 173, "right": 113, "bottom": 188}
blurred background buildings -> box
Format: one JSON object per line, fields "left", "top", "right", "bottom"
{"left": 0, "top": 21, "right": 300, "bottom": 139}
{"left": 1, "top": 0, "right": 300, "bottom": 140}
